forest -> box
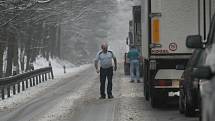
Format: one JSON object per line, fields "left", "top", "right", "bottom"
{"left": 0, "top": 0, "right": 61, "bottom": 77}
{"left": 0, "top": 0, "right": 119, "bottom": 77}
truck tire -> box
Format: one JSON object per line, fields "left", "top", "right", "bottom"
{"left": 124, "top": 63, "right": 130, "bottom": 75}
{"left": 179, "top": 90, "right": 185, "bottom": 114}
{"left": 144, "top": 84, "right": 149, "bottom": 101}
{"left": 184, "top": 95, "right": 196, "bottom": 116}
{"left": 199, "top": 105, "right": 202, "bottom": 121}
{"left": 198, "top": 96, "right": 202, "bottom": 121}
{"left": 150, "top": 88, "right": 160, "bottom": 108}
{"left": 150, "top": 94, "right": 160, "bottom": 108}
{"left": 143, "top": 62, "right": 149, "bottom": 101}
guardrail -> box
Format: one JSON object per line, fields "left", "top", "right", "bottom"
{"left": 0, "top": 67, "right": 54, "bottom": 100}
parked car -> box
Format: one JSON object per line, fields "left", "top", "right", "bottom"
{"left": 179, "top": 49, "right": 204, "bottom": 116}
{"left": 186, "top": 13, "right": 215, "bottom": 121}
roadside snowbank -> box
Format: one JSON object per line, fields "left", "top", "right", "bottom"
{"left": 33, "top": 56, "right": 77, "bottom": 77}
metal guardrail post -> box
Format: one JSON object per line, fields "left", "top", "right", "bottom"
{"left": 42, "top": 74, "right": 45, "bottom": 82}
{"left": 33, "top": 77, "right": 35, "bottom": 86}
{"left": 45, "top": 73, "right": 47, "bottom": 81}
{"left": 13, "top": 85, "right": 16, "bottom": 95}
{"left": 39, "top": 75, "right": 41, "bottom": 83}
{"left": 22, "top": 81, "right": 25, "bottom": 91}
{"left": 26, "top": 79, "right": 29, "bottom": 89}
{"left": 7, "top": 85, "right": 10, "bottom": 98}
{"left": 17, "top": 82, "right": 20, "bottom": 93}
{"left": 51, "top": 68, "right": 54, "bottom": 79}
{"left": 36, "top": 76, "right": 39, "bottom": 85}
{"left": 2, "top": 87, "right": 5, "bottom": 100}
{"left": 30, "top": 78, "right": 33, "bottom": 87}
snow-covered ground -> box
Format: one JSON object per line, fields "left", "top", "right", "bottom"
{"left": 0, "top": 57, "right": 92, "bottom": 110}
{"left": 33, "top": 56, "right": 76, "bottom": 77}
{"left": 35, "top": 76, "right": 95, "bottom": 121}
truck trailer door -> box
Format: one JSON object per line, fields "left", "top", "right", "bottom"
{"left": 149, "top": 0, "right": 199, "bottom": 55}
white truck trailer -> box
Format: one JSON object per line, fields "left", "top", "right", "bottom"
{"left": 140, "top": 0, "right": 201, "bottom": 107}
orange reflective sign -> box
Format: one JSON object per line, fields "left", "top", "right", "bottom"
{"left": 152, "top": 18, "right": 160, "bottom": 44}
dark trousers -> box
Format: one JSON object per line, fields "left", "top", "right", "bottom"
{"left": 100, "top": 67, "right": 113, "bottom": 97}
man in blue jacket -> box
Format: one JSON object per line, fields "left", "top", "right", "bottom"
{"left": 127, "top": 46, "right": 140, "bottom": 83}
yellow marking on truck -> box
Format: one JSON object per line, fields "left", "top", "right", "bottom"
{"left": 152, "top": 18, "right": 160, "bottom": 44}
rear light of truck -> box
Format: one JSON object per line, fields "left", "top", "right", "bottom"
{"left": 172, "top": 80, "right": 180, "bottom": 87}
{"left": 153, "top": 79, "right": 180, "bottom": 88}
{"left": 154, "top": 80, "right": 172, "bottom": 86}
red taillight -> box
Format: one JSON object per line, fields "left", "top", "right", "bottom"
{"left": 158, "top": 80, "right": 166, "bottom": 86}
{"left": 154, "top": 80, "right": 172, "bottom": 86}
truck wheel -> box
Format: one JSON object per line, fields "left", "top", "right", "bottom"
{"left": 150, "top": 89, "right": 160, "bottom": 108}
{"left": 144, "top": 84, "right": 149, "bottom": 101}
{"left": 199, "top": 107, "right": 202, "bottom": 121}
{"left": 179, "top": 90, "right": 185, "bottom": 114}
{"left": 124, "top": 63, "right": 130, "bottom": 75}
{"left": 143, "top": 63, "right": 149, "bottom": 101}
{"left": 198, "top": 97, "right": 202, "bottom": 121}
{"left": 184, "top": 95, "right": 196, "bottom": 116}
{"left": 150, "top": 94, "right": 159, "bottom": 108}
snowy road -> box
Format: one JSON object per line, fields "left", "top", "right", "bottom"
{"left": 62, "top": 65, "right": 199, "bottom": 121}
{"left": 0, "top": 64, "right": 199, "bottom": 121}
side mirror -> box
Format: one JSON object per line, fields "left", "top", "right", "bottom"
{"left": 176, "top": 65, "right": 185, "bottom": 70}
{"left": 186, "top": 35, "right": 203, "bottom": 49}
{"left": 192, "top": 66, "right": 213, "bottom": 79}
